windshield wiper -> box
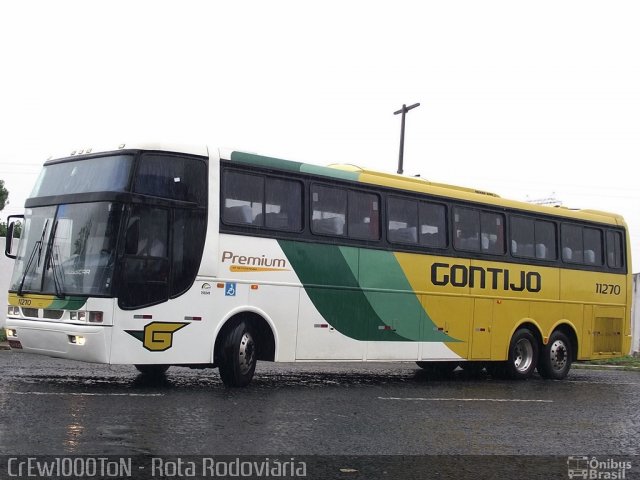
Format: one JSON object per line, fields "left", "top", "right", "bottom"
{"left": 46, "top": 220, "right": 66, "bottom": 299}
{"left": 17, "top": 219, "right": 49, "bottom": 296}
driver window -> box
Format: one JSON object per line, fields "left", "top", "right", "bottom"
{"left": 125, "top": 207, "right": 168, "bottom": 258}
{"left": 119, "top": 205, "right": 170, "bottom": 309}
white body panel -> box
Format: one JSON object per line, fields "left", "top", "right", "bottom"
{"left": 6, "top": 144, "right": 461, "bottom": 366}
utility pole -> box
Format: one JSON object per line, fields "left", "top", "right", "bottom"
{"left": 394, "top": 102, "right": 420, "bottom": 174}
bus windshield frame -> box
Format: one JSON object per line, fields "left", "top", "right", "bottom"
{"left": 11, "top": 202, "right": 124, "bottom": 298}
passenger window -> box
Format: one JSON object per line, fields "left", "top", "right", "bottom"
{"left": 311, "top": 185, "right": 346, "bottom": 236}
{"left": 264, "top": 178, "right": 303, "bottom": 231}
{"left": 511, "top": 217, "right": 556, "bottom": 260}
{"left": 454, "top": 208, "right": 504, "bottom": 254}
{"left": 222, "top": 171, "right": 264, "bottom": 226}
{"left": 419, "top": 202, "right": 447, "bottom": 248}
{"left": 561, "top": 224, "right": 583, "bottom": 263}
{"left": 454, "top": 207, "right": 480, "bottom": 251}
{"left": 535, "top": 220, "right": 557, "bottom": 260}
{"left": 481, "top": 212, "right": 505, "bottom": 254}
{"left": 583, "top": 227, "right": 603, "bottom": 265}
{"left": 511, "top": 216, "right": 535, "bottom": 258}
{"left": 606, "top": 230, "right": 623, "bottom": 268}
{"left": 348, "top": 191, "right": 380, "bottom": 240}
{"left": 387, "top": 197, "right": 418, "bottom": 244}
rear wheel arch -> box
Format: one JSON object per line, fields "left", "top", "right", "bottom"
{"left": 504, "top": 319, "right": 544, "bottom": 359}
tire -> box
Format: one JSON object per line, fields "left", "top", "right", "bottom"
{"left": 218, "top": 320, "right": 257, "bottom": 387}
{"left": 505, "top": 328, "right": 539, "bottom": 379}
{"left": 538, "top": 331, "right": 572, "bottom": 380}
{"left": 134, "top": 364, "right": 170, "bottom": 376}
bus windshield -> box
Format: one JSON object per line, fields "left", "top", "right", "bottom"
{"left": 30, "top": 154, "right": 133, "bottom": 197}
{"left": 11, "top": 202, "right": 124, "bottom": 297}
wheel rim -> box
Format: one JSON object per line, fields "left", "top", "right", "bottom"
{"left": 238, "top": 331, "right": 256, "bottom": 375}
{"left": 513, "top": 338, "right": 534, "bottom": 373}
{"left": 549, "top": 339, "right": 568, "bottom": 371}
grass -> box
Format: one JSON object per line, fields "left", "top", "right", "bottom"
{"left": 0, "top": 329, "right": 5, "bottom": 342}
{"left": 581, "top": 355, "right": 640, "bottom": 367}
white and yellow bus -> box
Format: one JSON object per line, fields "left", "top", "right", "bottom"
{"left": 4, "top": 143, "right": 632, "bottom": 386}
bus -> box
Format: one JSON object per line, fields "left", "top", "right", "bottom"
{"left": 4, "top": 143, "right": 632, "bottom": 386}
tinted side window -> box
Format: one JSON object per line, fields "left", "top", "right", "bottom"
{"left": 222, "top": 171, "right": 264, "bottom": 226}
{"left": 311, "top": 185, "right": 346, "bottom": 236}
{"left": 454, "top": 207, "right": 480, "bottom": 252}
{"left": 171, "top": 209, "right": 206, "bottom": 297}
{"left": 606, "top": 230, "right": 624, "bottom": 268}
{"left": 388, "top": 197, "right": 418, "bottom": 244}
{"left": 535, "top": 220, "right": 557, "bottom": 260}
{"left": 419, "top": 202, "right": 447, "bottom": 248}
{"left": 511, "top": 216, "right": 535, "bottom": 258}
{"left": 481, "top": 212, "right": 505, "bottom": 254}
{"left": 348, "top": 191, "right": 380, "bottom": 240}
{"left": 119, "top": 205, "right": 170, "bottom": 309}
{"left": 584, "top": 227, "right": 603, "bottom": 265}
{"left": 562, "top": 224, "right": 583, "bottom": 263}
{"left": 135, "top": 154, "right": 207, "bottom": 205}
{"left": 511, "top": 217, "right": 556, "bottom": 260}
{"left": 264, "top": 178, "right": 303, "bottom": 231}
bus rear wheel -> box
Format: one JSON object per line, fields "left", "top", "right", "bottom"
{"left": 505, "top": 328, "right": 539, "bottom": 379}
{"left": 218, "top": 320, "right": 257, "bottom": 387}
{"left": 538, "top": 331, "right": 572, "bottom": 380}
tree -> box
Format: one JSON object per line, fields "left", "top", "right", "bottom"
{"left": 0, "top": 220, "right": 21, "bottom": 237}
{"left": 0, "top": 179, "right": 8, "bottom": 212}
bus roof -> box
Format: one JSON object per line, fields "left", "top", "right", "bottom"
{"left": 226, "top": 150, "right": 627, "bottom": 228}
{"left": 45, "top": 142, "right": 209, "bottom": 162}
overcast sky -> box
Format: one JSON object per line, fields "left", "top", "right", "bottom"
{"left": 1, "top": 1, "right": 639, "bottom": 271}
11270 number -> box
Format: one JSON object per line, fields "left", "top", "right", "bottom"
{"left": 595, "top": 283, "right": 621, "bottom": 295}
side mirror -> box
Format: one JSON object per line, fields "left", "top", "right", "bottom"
{"left": 5, "top": 214, "right": 24, "bottom": 259}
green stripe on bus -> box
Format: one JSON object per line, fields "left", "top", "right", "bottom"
{"left": 49, "top": 297, "right": 87, "bottom": 310}
{"left": 230, "top": 151, "right": 360, "bottom": 182}
{"left": 278, "top": 241, "right": 455, "bottom": 342}
{"left": 230, "top": 151, "right": 304, "bottom": 173}
{"left": 299, "top": 164, "right": 360, "bottom": 181}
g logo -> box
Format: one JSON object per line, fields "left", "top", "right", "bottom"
{"left": 126, "top": 322, "right": 188, "bottom": 352}
{"left": 143, "top": 322, "right": 188, "bottom": 351}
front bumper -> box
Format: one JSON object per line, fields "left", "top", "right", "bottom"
{"left": 5, "top": 319, "right": 111, "bottom": 363}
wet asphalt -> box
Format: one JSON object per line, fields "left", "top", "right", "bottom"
{"left": 1, "top": 350, "right": 638, "bottom": 458}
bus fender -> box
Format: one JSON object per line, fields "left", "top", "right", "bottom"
{"left": 212, "top": 306, "right": 280, "bottom": 363}
{"left": 503, "top": 318, "right": 544, "bottom": 359}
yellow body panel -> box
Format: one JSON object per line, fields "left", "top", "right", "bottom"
{"left": 394, "top": 251, "right": 631, "bottom": 361}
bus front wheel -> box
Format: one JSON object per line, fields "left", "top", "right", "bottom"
{"left": 505, "top": 328, "right": 539, "bottom": 379}
{"left": 218, "top": 320, "right": 257, "bottom": 387}
{"left": 537, "top": 331, "right": 572, "bottom": 380}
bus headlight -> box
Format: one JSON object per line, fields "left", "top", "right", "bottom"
{"left": 5, "top": 328, "right": 17, "bottom": 338}
{"left": 68, "top": 335, "right": 86, "bottom": 346}
{"left": 7, "top": 306, "right": 19, "bottom": 316}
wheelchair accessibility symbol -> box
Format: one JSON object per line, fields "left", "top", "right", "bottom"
{"left": 225, "top": 282, "right": 236, "bottom": 296}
